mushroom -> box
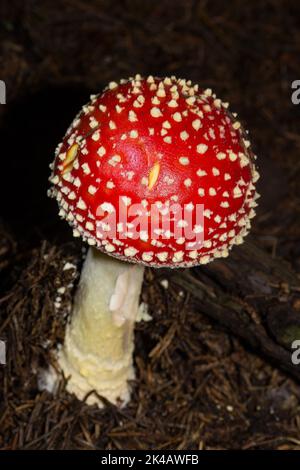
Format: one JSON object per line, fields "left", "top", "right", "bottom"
{"left": 48, "top": 75, "right": 259, "bottom": 406}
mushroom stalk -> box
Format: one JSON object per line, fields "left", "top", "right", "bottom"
{"left": 58, "top": 248, "right": 145, "bottom": 406}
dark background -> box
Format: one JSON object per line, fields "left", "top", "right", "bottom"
{"left": 1, "top": 0, "right": 300, "bottom": 254}
{"left": 1, "top": 0, "right": 300, "bottom": 450}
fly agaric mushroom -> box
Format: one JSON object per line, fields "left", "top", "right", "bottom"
{"left": 48, "top": 75, "right": 259, "bottom": 406}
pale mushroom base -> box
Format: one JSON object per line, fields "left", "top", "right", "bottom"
{"left": 57, "top": 248, "right": 145, "bottom": 407}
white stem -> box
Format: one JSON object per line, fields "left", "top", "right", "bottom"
{"left": 58, "top": 248, "right": 145, "bottom": 407}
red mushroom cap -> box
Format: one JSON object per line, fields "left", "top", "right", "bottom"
{"left": 49, "top": 75, "right": 259, "bottom": 267}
